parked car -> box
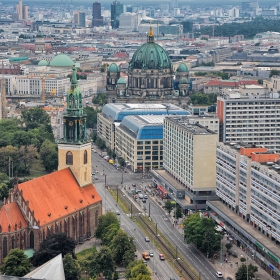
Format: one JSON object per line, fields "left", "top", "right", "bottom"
{"left": 132, "top": 183, "right": 136, "bottom": 187}
{"left": 159, "top": 254, "right": 165, "bottom": 260}
{"left": 216, "top": 271, "right": 223, "bottom": 278}
{"left": 94, "top": 176, "right": 98, "bottom": 180}
{"left": 144, "top": 194, "right": 148, "bottom": 199}
{"left": 142, "top": 252, "right": 150, "bottom": 260}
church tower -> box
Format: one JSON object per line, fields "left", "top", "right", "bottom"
{"left": 58, "top": 66, "right": 92, "bottom": 187}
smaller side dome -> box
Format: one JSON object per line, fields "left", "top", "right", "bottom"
{"left": 177, "top": 63, "right": 189, "bottom": 72}
{"left": 38, "top": 60, "right": 49, "bottom": 66}
{"left": 108, "top": 63, "right": 120, "bottom": 73}
{"left": 180, "top": 77, "right": 189, "bottom": 84}
{"left": 117, "top": 77, "right": 126, "bottom": 84}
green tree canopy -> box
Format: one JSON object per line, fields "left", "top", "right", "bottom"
{"left": 83, "top": 106, "right": 100, "bottom": 128}
{"left": 92, "top": 92, "right": 107, "bottom": 106}
{"left": 183, "top": 213, "right": 221, "bottom": 256}
{"left": 39, "top": 139, "right": 58, "bottom": 172}
{"left": 125, "top": 260, "right": 151, "bottom": 280}
{"left": 0, "top": 248, "right": 31, "bottom": 276}
{"left": 95, "top": 212, "right": 120, "bottom": 240}
{"left": 235, "top": 263, "right": 258, "bottom": 280}
{"left": 89, "top": 246, "right": 115, "bottom": 280}
{"left": 63, "top": 253, "right": 81, "bottom": 280}
{"left": 164, "top": 200, "right": 174, "bottom": 214}
{"left": 110, "top": 229, "right": 136, "bottom": 267}
{"left": 190, "top": 93, "right": 217, "bottom": 105}
{"left": 21, "top": 107, "right": 52, "bottom": 133}
{"left": 32, "top": 233, "right": 76, "bottom": 267}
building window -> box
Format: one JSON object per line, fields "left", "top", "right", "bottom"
{"left": 66, "top": 151, "right": 73, "bottom": 165}
{"left": 84, "top": 150, "right": 88, "bottom": 164}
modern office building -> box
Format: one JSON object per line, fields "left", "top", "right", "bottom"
{"left": 115, "top": 115, "right": 165, "bottom": 172}
{"left": 97, "top": 103, "right": 189, "bottom": 150}
{"left": 111, "top": 1, "right": 124, "bottom": 29}
{"left": 152, "top": 116, "right": 218, "bottom": 210}
{"left": 16, "top": 0, "right": 28, "bottom": 20}
{"left": 208, "top": 142, "right": 280, "bottom": 279}
{"left": 217, "top": 91, "right": 280, "bottom": 152}
{"left": 92, "top": 2, "right": 103, "bottom": 27}
{"left": 79, "top": 12, "right": 86, "bottom": 27}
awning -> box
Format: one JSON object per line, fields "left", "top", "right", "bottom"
{"left": 157, "top": 185, "right": 167, "bottom": 194}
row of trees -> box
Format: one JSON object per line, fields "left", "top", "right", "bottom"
{"left": 197, "top": 17, "right": 280, "bottom": 39}
{"left": 193, "top": 71, "right": 229, "bottom": 80}
{"left": 190, "top": 93, "right": 217, "bottom": 106}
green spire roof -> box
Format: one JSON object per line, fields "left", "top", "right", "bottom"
{"left": 71, "top": 65, "right": 78, "bottom": 85}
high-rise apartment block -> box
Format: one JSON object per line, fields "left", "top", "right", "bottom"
{"left": 209, "top": 142, "right": 280, "bottom": 279}
{"left": 217, "top": 91, "right": 280, "bottom": 152}
{"left": 111, "top": 1, "right": 123, "bottom": 29}
{"left": 73, "top": 11, "right": 86, "bottom": 27}
{"left": 92, "top": 2, "right": 103, "bottom": 27}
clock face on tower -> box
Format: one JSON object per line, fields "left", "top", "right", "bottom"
{"left": 69, "top": 121, "right": 74, "bottom": 126}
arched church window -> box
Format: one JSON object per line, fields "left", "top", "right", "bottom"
{"left": 66, "top": 151, "right": 73, "bottom": 165}
{"left": 84, "top": 150, "right": 87, "bottom": 164}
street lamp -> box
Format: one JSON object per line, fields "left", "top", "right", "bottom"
{"left": 153, "top": 234, "right": 160, "bottom": 274}
{"left": 172, "top": 257, "right": 180, "bottom": 278}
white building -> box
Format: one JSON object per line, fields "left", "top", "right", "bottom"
{"left": 210, "top": 142, "right": 280, "bottom": 279}
{"left": 152, "top": 116, "right": 218, "bottom": 210}
{"left": 228, "top": 7, "right": 240, "bottom": 18}
{"left": 119, "top": 12, "right": 141, "bottom": 32}
{"left": 217, "top": 91, "right": 280, "bottom": 152}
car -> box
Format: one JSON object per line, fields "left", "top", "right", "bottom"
{"left": 142, "top": 199, "right": 146, "bottom": 203}
{"left": 149, "top": 252, "right": 154, "bottom": 257}
{"left": 132, "top": 183, "right": 136, "bottom": 187}
{"left": 144, "top": 194, "right": 148, "bottom": 199}
{"left": 145, "top": 236, "right": 150, "bottom": 242}
{"left": 159, "top": 254, "right": 165, "bottom": 260}
{"left": 116, "top": 210, "right": 120, "bottom": 215}
{"left": 94, "top": 176, "right": 98, "bottom": 180}
{"left": 92, "top": 172, "right": 95, "bottom": 176}
{"left": 226, "top": 277, "right": 233, "bottom": 280}
{"left": 216, "top": 271, "right": 223, "bottom": 278}
{"left": 139, "top": 194, "right": 144, "bottom": 199}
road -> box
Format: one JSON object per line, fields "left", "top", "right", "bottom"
{"left": 91, "top": 150, "right": 218, "bottom": 280}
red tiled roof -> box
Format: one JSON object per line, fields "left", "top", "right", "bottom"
{"left": 18, "top": 168, "right": 102, "bottom": 225}
{"left": 0, "top": 202, "right": 27, "bottom": 232}
{"left": 205, "top": 79, "right": 258, "bottom": 87}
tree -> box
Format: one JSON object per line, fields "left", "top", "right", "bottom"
{"left": 32, "top": 233, "right": 76, "bottom": 267}
{"left": 110, "top": 229, "right": 136, "bottom": 267}
{"left": 63, "top": 253, "right": 81, "bottom": 280}
{"left": 89, "top": 246, "right": 115, "bottom": 280}
{"left": 270, "top": 69, "right": 279, "bottom": 78}
{"left": 102, "top": 223, "right": 120, "bottom": 246}
{"left": 235, "top": 263, "right": 258, "bottom": 280}
{"left": 118, "top": 157, "right": 125, "bottom": 167}
{"left": 225, "top": 243, "right": 233, "bottom": 252}
{"left": 95, "top": 212, "right": 120, "bottom": 240}
{"left": 21, "top": 107, "right": 52, "bottom": 133}
{"left": 183, "top": 213, "right": 221, "bottom": 256}
{"left": 92, "top": 92, "right": 107, "bottom": 106}
{"left": 174, "top": 206, "right": 182, "bottom": 219}
{"left": 83, "top": 106, "right": 100, "bottom": 128}
{"left": 0, "top": 182, "right": 9, "bottom": 200}
{"left": 0, "top": 248, "right": 31, "bottom": 276}
{"left": 125, "top": 260, "right": 151, "bottom": 279}
{"left": 39, "top": 139, "right": 58, "bottom": 172}
{"left": 164, "top": 200, "right": 173, "bottom": 215}
{"left": 19, "top": 145, "right": 38, "bottom": 173}
{"left": 0, "top": 145, "right": 19, "bottom": 174}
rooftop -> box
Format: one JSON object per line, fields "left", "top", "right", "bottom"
{"left": 165, "top": 116, "right": 217, "bottom": 135}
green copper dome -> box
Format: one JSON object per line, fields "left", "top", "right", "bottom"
{"left": 177, "top": 63, "right": 189, "bottom": 72}
{"left": 117, "top": 77, "right": 126, "bottom": 84}
{"left": 129, "top": 27, "right": 172, "bottom": 70}
{"left": 108, "top": 63, "right": 120, "bottom": 73}
{"left": 38, "top": 60, "right": 49, "bottom": 66}
{"left": 180, "top": 77, "right": 189, "bottom": 84}
{"left": 50, "top": 53, "right": 74, "bottom": 67}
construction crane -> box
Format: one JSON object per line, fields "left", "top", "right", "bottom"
{"left": 42, "top": 69, "right": 45, "bottom": 103}
{"left": 0, "top": 60, "right": 6, "bottom": 119}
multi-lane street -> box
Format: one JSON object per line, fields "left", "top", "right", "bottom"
{"left": 91, "top": 150, "right": 218, "bottom": 280}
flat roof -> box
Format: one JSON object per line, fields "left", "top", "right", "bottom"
{"left": 165, "top": 116, "right": 217, "bottom": 135}
{"left": 208, "top": 200, "right": 280, "bottom": 260}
